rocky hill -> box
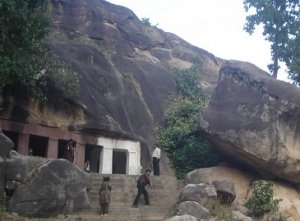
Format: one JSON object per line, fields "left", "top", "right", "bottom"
{"left": 0, "top": 0, "right": 223, "bottom": 172}
{"left": 1, "top": 0, "right": 300, "bottom": 220}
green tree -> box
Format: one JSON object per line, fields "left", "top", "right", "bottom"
{"left": 243, "top": 0, "right": 299, "bottom": 79}
{"left": 0, "top": 0, "right": 79, "bottom": 100}
{"left": 157, "top": 65, "right": 223, "bottom": 179}
{"left": 285, "top": 28, "right": 300, "bottom": 84}
{"left": 141, "top": 17, "right": 151, "bottom": 26}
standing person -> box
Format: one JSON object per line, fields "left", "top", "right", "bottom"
{"left": 152, "top": 144, "right": 161, "bottom": 176}
{"left": 64, "top": 139, "right": 77, "bottom": 163}
{"left": 99, "top": 176, "right": 112, "bottom": 216}
{"left": 132, "top": 169, "right": 151, "bottom": 207}
{"left": 28, "top": 148, "right": 33, "bottom": 156}
{"left": 84, "top": 160, "right": 90, "bottom": 173}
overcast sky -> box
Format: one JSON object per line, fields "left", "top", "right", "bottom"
{"left": 106, "top": 0, "right": 290, "bottom": 82}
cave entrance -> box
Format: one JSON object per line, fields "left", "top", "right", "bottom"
{"left": 112, "top": 149, "right": 128, "bottom": 174}
{"left": 57, "top": 139, "right": 69, "bottom": 159}
{"left": 29, "top": 135, "right": 48, "bottom": 157}
{"left": 3, "top": 130, "right": 19, "bottom": 151}
{"left": 85, "top": 144, "right": 102, "bottom": 173}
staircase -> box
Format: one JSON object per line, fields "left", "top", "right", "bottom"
{"left": 34, "top": 173, "right": 181, "bottom": 221}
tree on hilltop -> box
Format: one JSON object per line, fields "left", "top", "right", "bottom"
{"left": 243, "top": 0, "right": 300, "bottom": 81}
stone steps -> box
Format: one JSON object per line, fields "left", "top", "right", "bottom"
{"left": 31, "top": 173, "right": 181, "bottom": 221}
{"left": 35, "top": 214, "right": 166, "bottom": 221}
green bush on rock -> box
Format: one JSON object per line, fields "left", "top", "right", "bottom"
{"left": 245, "top": 180, "right": 281, "bottom": 217}
{"left": 157, "top": 64, "right": 224, "bottom": 179}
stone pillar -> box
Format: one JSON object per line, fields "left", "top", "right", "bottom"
{"left": 100, "top": 147, "right": 113, "bottom": 174}
{"left": 47, "top": 138, "right": 58, "bottom": 158}
{"left": 76, "top": 143, "right": 85, "bottom": 170}
{"left": 18, "top": 133, "right": 29, "bottom": 155}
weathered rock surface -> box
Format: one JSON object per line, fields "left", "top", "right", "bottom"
{"left": 164, "top": 215, "right": 198, "bottom": 221}
{"left": 212, "top": 179, "right": 236, "bottom": 204}
{"left": 199, "top": 60, "right": 300, "bottom": 184}
{"left": 0, "top": 0, "right": 222, "bottom": 174}
{"left": 7, "top": 154, "right": 90, "bottom": 217}
{"left": 177, "top": 201, "right": 209, "bottom": 220}
{"left": 180, "top": 183, "right": 217, "bottom": 204}
{"left": 0, "top": 131, "right": 14, "bottom": 202}
{"left": 6, "top": 151, "right": 48, "bottom": 187}
{"left": 187, "top": 166, "right": 252, "bottom": 201}
{"left": 0, "top": 157, "right": 5, "bottom": 202}
{"left": 186, "top": 166, "right": 300, "bottom": 220}
{"left": 232, "top": 210, "right": 253, "bottom": 221}
{"left": 0, "top": 129, "right": 14, "bottom": 159}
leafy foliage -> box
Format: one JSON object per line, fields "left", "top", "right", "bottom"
{"left": 157, "top": 65, "right": 223, "bottom": 179}
{"left": 175, "top": 64, "right": 208, "bottom": 102}
{"left": 243, "top": 0, "right": 300, "bottom": 80}
{"left": 0, "top": 0, "right": 79, "bottom": 100}
{"left": 285, "top": 31, "right": 300, "bottom": 84}
{"left": 245, "top": 180, "right": 281, "bottom": 217}
{"left": 38, "top": 56, "right": 80, "bottom": 99}
{"left": 141, "top": 17, "right": 151, "bottom": 26}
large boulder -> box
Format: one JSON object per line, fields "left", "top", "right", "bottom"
{"left": 212, "top": 179, "right": 236, "bottom": 204}
{"left": 0, "top": 131, "right": 14, "bottom": 202}
{"left": 176, "top": 201, "right": 209, "bottom": 220}
{"left": 0, "top": 157, "right": 5, "bottom": 203}
{"left": 0, "top": 130, "right": 14, "bottom": 159}
{"left": 6, "top": 151, "right": 48, "bottom": 187}
{"left": 199, "top": 60, "right": 300, "bottom": 184}
{"left": 187, "top": 166, "right": 252, "bottom": 202}
{"left": 186, "top": 166, "right": 300, "bottom": 220}
{"left": 164, "top": 215, "right": 198, "bottom": 221}
{"left": 180, "top": 183, "right": 217, "bottom": 205}
{"left": 7, "top": 154, "right": 90, "bottom": 217}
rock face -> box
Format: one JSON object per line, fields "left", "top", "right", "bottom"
{"left": 180, "top": 183, "right": 217, "bottom": 205}
{"left": 0, "top": 131, "right": 13, "bottom": 202}
{"left": 199, "top": 60, "right": 300, "bottom": 184}
{"left": 7, "top": 151, "right": 90, "bottom": 217}
{"left": 187, "top": 166, "right": 252, "bottom": 201}
{"left": 186, "top": 166, "right": 300, "bottom": 220}
{"left": 6, "top": 151, "right": 48, "bottom": 186}
{"left": 0, "top": 0, "right": 222, "bottom": 174}
{"left": 212, "top": 179, "right": 236, "bottom": 204}
{"left": 0, "top": 129, "right": 14, "bottom": 159}
{"left": 164, "top": 215, "right": 198, "bottom": 221}
{"left": 176, "top": 201, "right": 209, "bottom": 220}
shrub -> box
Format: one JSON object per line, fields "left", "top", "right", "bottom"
{"left": 157, "top": 64, "right": 224, "bottom": 179}
{"left": 0, "top": 0, "right": 79, "bottom": 102}
{"left": 141, "top": 17, "right": 151, "bottom": 26}
{"left": 245, "top": 180, "right": 281, "bottom": 217}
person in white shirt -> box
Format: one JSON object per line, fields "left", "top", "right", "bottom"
{"left": 152, "top": 144, "right": 161, "bottom": 176}
{"left": 84, "top": 160, "right": 90, "bottom": 173}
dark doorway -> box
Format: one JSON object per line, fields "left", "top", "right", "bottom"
{"left": 58, "top": 139, "right": 69, "bottom": 159}
{"left": 3, "top": 130, "right": 18, "bottom": 151}
{"left": 85, "top": 144, "right": 102, "bottom": 173}
{"left": 113, "top": 150, "right": 127, "bottom": 174}
{"left": 29, "top": 135, "right": 48, "bottom": 157}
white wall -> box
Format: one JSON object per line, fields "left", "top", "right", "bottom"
{"left": 97, "top": 137, "right": 141, "bottom": 175}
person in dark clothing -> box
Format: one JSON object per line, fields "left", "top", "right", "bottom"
{"left": 99, "top": 176, "right": 112, "bottom": 216}
{"left": 132, "top": 169, "right": 151, "bottom": 207}
{"left": 64, "top": 139, "right": 77, "bottom": 163}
